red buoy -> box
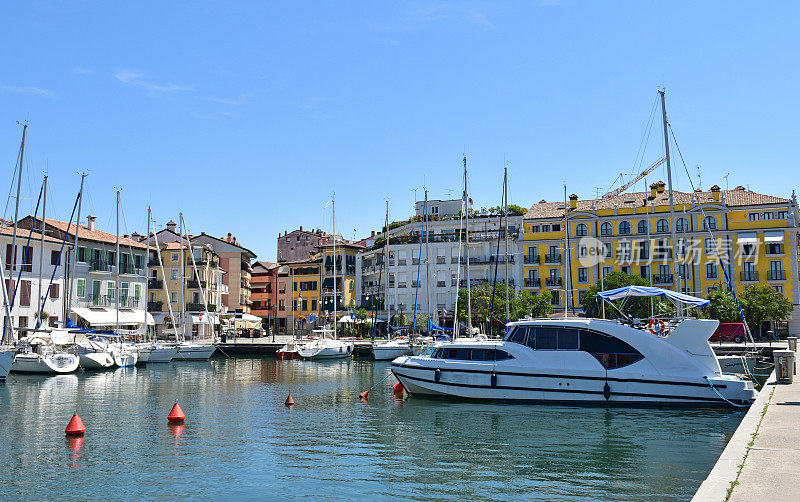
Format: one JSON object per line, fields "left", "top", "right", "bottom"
{"left": 393, "top": 382, "right": 405, "bottom": 394}
{"left": 359, "top": 390, "right": 369, "bottom": 399}
{"left": 65, "top": 412, "right": 86, "bottom": 436}
{"left": 168, "top": 402, "right": 186, "bottom": 423}
{"left": 285, "top": 394, "right": 295, "bottom": 406}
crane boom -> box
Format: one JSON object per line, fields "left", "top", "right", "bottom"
{"left": 602, "top": 157, "right": 667, "bottom": 199}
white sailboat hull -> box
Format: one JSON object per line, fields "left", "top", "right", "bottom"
{"left": 372, "top": 342, "right": 412, "bottom": 361}
{"left": 175, "top": 343, "right": 216, "bottom": 360}
{"left": 297, "top": 339, "right": 354, "bottom": 360}
{"left": 79, "top": 352, "right": 115, "bottom": 369}
{"left": 11, "top": 352, "right": 80, "bottom": 374}
{"left": 112, "top": 351, "right": 138, "bottom": 367}
{"left": 142, "top": 345, "right": 178, "bottom": 363}
{"left": 0, "top": 348, "right": 15, "bottom": 380}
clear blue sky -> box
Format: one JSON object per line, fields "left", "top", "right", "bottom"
{"left": 2, "top": 1, "right": 798, "bottom": 260}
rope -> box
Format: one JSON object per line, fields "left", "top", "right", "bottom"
{"left": 704, "top": 376, "right": 750, "bottom": 408}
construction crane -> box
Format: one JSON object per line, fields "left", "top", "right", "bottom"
{"left": 602, "top": 157, "right": 667, "bottom": 199}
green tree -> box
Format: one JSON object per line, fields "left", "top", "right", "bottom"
{"left": 740, "top": 285, "right": 793, "bottom": 337}
{"left": 518, "top": 289, "right": 553, "bottom": 318}
{"left": 579, "top": 271, "right": 650, "bottom": 319}
{"left": 507, "top": 204, "right": 527, "bottom": 216}
{"left": 706, "top": 288, "right": 741, "bottom": 323}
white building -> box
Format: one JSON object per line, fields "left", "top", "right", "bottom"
{"left": 356, "top": 214, "right": 523, "bottom": 324}
{"left": 0, "top": 225, "right": 70, "bottom": 335}
{"left": 18, "top": 215, "right": 150, "bottom": 333}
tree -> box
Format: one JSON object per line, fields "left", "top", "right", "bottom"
{"left": 706, "top": 288, "right": 741, "bottom": 323}
{"left": 740, "top": 285, "right": 793, "bottom": 337}
{"left": 579, "top": 271, "right": 650, "bottom": 319}
{"left": 507, "top": 204, "right": 527, "bottom": 216}
{"left": 518, "top": 289, "right": 552, "bottom": 318}
{"left": 455, "top": 283, "right": 552, "bottom": 325}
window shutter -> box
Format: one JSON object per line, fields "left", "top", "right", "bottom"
{"left": 50, "top": 283, "right": 60, "bottom": 299}
{"left": 20, "top": 281, "right": 31, "bottom": 307}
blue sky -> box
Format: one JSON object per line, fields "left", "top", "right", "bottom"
{"left": 2, "top": 1, "right": 798, "bottom": 260}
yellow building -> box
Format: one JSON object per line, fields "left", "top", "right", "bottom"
{"left": 522, "top": 183, "right": 799, "bottom": 333}
{"left": 147, "top": 241, "right": 226, "bottom": 337}
{"left": 286, "top": 258, "right": 322, "bottom": 333}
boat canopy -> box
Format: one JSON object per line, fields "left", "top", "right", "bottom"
{"left": 596, "top": 286, "right": 710, "bottom": 307}
{"left": 427, "top": 318, "right": 453, "bottom": 332}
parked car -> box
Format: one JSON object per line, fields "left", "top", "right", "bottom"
{"left": 708, "top": 322, "right": 746, "bottom": 343}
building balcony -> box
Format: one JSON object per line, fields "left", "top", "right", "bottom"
{"left": 741, "top": 271, "right": 759, "bottom": 282}
{"left": 524, "top": 278, "right": 541, "bottom": 288}
{"left": 147, "top": 258, "right": 160, "bottom": 267}
{"left": 89, "top": 259, "right": 112, "bottom": 273}
{"left": 148, "top": 279, "right": 163, "bottom": 289}
{"left": 459, "top": 278, "right": 490, "bottom": 287}
{"left": 524, "top": 255, "right": 540, "bottom": 265}
{"left": 186, "top": 257, "right": 208, "bottom": 266}
{"left": 546, "top": 277, "right": 563, "bottom": 287}
{"left": 187, "top": 279, "right": 207, "bottom": 289}
{"left": 119, "top": 264, "right": 142, "bottom": 275}
{"left": 544, "top": 254, "right": 562, "bottom": 264}
{"left": 147, "top": 301, "right": 163, "bottom": 312}
{"left": 186, "top": 302, "right": 217, "bottom": 312}
{"left": 769, "top": 270, "right": 786, "bottom": 281}
{"left": 653, "top": 274, "right": 673, "bottom": 284}
{"left": 436, "top": 257, "right": 446, "bottom": 264}
{"left": 437, "top": 281, "right": 446, "bottom": 287}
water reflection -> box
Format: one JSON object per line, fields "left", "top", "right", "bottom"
{"left": 0, "top": 357, "right": 744, "bottom": 501}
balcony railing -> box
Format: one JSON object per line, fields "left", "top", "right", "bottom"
{"left": 653, "top": 274, "right": 673, "bottom": 284}
{"left": 187, "top": 257, "right": 208, "bottom": 266}
{"left": 437, "top": 281, "right": 446, "bottom": 287}
{"left": 524, "top": 255, "right": 540, "bottom": 264}
{"left": 148, "top": 279, "right": 163, "bottom": 289}
{"left": 436, "top": 257, "right": 446, "bottom": 264}
{"left": 741, "top": 271, "right": 759, "bottom": 282}
{"left": 186, "top": 302, "right": 217, "bottom": 312}
{"left": 769, "top": 270, "right": 786, "bottom": 281}
{"left": 118, "top": 263, "right": 142, "bottom": 275}
{"left": 524, "top": 278, "right": 541, "bottom": 287}
{"left": 89, "top": 259, "right": 112, "bottom": 272}
{"left": 80, "top": 295, "right": 141, "bottom": 308}
{"left": 546, "top": 277, "right": 563, "bottom": 287}
{"left": 147, "top": 258, "right": 160, "bottom": 267}
{"left": 545, "top": 254, "right": 562, "bottom": 264}
{"left": 147, "top": 301, "right": 163, "bottom": 311}
{"left": 187, "top": 279, "right": 207, "bottom": 289}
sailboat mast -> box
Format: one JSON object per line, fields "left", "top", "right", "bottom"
{"left": 384, "top": 200, "right": 389, "bottom": 329}
{"left": 144, "top": 206, "right": 151, "bottom": 341}
{"left": 181, "top": 214, "right": 213, "bottom": 342}
{"left": 151, "top": 216, "right": 177, "bottom": 343}
{"left": 67, "top": 173, "right": 86, "bottom": 325}
{"left": 36, "top": 176, "right": 47, "bottom": 322}
{"left": 464, "top": 156, "right": 472, "bottom": 335}
{"left": 332, "top": 195, "right": 337, "bottom": 339}
{"left": 179, "top": 213, "right": 186, "bottom": 341}
{"left": 424, "top": 188, "right": 431, "bottom": 322}
{"left": 503, "top": 166, "right": 509, "bottom": 325}
{"left": 7, "top": 124, "right": 26, "bottom": 339}
{"left": 116, "top": 191, "right": 120, "bottom": 335}
{"left": 659, "top": 90, "right": 680, "bottom": 297}
{"left": 563, "top": 185, "right": 570, "bottom": 318}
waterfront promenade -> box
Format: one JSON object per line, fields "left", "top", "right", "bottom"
{"left": 693, "top": 367, "right": 800, "bottom": 501}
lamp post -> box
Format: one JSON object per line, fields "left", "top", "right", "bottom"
{"left": 297, "top": 294, "right": 303, "bottom": 336}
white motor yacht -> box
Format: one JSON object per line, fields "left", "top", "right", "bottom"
{"left": 174, "top": 342, "right": 216, "bottom": 360}
{"left": 372, "top": 337, "right": 412, "bottom": 361}
{"left": 391, "top": 288, "right": 759, "bottom": 407}
{"left": 297, "top": 337, "right": 354, "bottom": 360}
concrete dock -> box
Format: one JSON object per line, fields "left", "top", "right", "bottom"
{"left": 693, "top": 366, "right": 799, "bottom": 501}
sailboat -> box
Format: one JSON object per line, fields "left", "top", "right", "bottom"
{"left": 298, "top": 195, "right": 353, "bottom": 360}
{"left": 107, "top": 191, "right": 138, "bottom": 367}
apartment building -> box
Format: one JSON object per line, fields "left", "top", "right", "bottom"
{"left": 277, "top": 227, "right": 332, "bottom": 263}
{"left": 18, "top": 215, "right": 149, "bottom": 332}
{"left": 191, "top": 231, "right": 256, "bottom": 315}
{"left": 521, "top": 183, "right": 800, "bottom": 333}
{"left": 319, "top": 241, "right": 364, "bottom": 316}
{"left": 285, "top": 257, "right": 322, "bottom": 335}
{"left": 251, "top": 261, "right": 286, "bottom": 331}
{"left": 0, "top": 225, "right": 70, "bottom": 333}
{"left": 356, "top": 212, "right": 523, "bottom": 324}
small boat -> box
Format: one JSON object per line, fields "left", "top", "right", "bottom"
{"left": 276, "top": 341, "right": 304, "bottom": 359}
{"left": 175, "top": 342, "right": 216, "bottom": 360}
{"left": 135, "top": 342, "right": 177, "bottom": 363}
{"left": 392, "top": 288, "right": 758, "bottom": 407}
{"left": 372, "top": 337, "right": 412, "bottom": 361}
{"left": 111, "top": 346, "right": 138, "bottom": 367}
{"left": 717, "top": 354, "right": 758, "bottom": 375}
{"left": 0, "top": 346, "right": 16, "bottom": 380}
{"left": 67, "top": 332, "right": 115, "bottom": 370}
{"left": 297, "top": 337, "right": 354, "bottom": 360}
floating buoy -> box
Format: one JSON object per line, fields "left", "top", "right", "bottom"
{"left": 168, "top": 402, "right": 186, "bottom": 423}
{"left": 65, "top": 412, "right": 86, "bottom": 436}
{"left": 285, "top": 394, "right": 295, "bottom": 406}
{"left": 359, "top": 390, "right": 369, "bottom": 399}
{"left": 393, "top": 382, "right": 405, "bottom": 394}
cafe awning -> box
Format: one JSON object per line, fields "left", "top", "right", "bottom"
{"left": 72, "top": 307, "right": 155, "bottom": 326}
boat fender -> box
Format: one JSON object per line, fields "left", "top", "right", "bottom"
{"left": 603, "top": 382, "right": 611, "bottom": 401}
{"left": 434, "top": 368, "right": 441, "bottom": 382}
{"left": 490, "top": 373, "right": 497, "bottom": 388}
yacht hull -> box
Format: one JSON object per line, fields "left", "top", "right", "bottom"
{"left": 298, "top": 341, "right": 354, "bottom": 360}
{"left": 79, "top": 352, "right": 115, "bottom": 369}
{"left": 11, "top": 352, "right": 80, "bottom": 374}
{"left": 113, "top": 351, "right": 138, "bottom": 368}
{"left": 147, "top": 346, "right": 178, "bottom": 363}
{"left": 392, "top": 361, "right": 757, "bottom": 406}
{"left": 175, "top": 344, "right": 216, "bottom": 360}
{"left": 0, "top": 349, "right": 15, "bottom": 380}
{"left": 372, "top": 344, "right": 411, "bottom": 361}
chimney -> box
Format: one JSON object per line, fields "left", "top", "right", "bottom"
{"left": 164, "top": 220, "right": 176, "bottom": 232}
{"left": 649, "top": 182, "right": 658, "bottom": 199}
{"left": 227, "top": 232, "right": 232, "bottom": 242}
{"left": 87, "top": 215, "right": 96, "bottom": 231}
{"left": 710, "top": 184, "right": 721, "bottom": 202}
{"left": 371, "top": 230, "right": 376, "bottom": 237}
{"left": 569, "top": 193, "right": 578, "bottom": 210}
{"left": 123, "top": 234, "right": 129, "bottom": 239}
{"left": 299, "top": 225, "right": 303, "bottom": 231}
{"left": 656, "top": 181, "right": 666, "bottom": 194}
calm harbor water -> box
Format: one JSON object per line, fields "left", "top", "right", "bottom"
{"left": 0, "top": 356, "right": 744, "bottom": 501}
